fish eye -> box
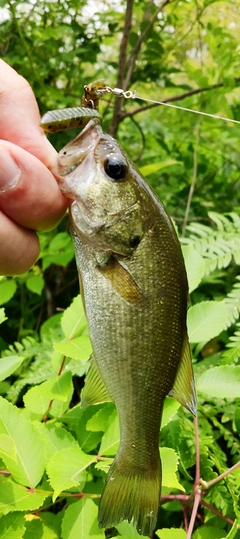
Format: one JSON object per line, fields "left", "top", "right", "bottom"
{"left": 104, "top": 156, "right": 127, "bottom": 181}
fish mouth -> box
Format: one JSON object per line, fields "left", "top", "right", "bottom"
{"left": 55, "top": 119, "right": 102, "bottom": 196}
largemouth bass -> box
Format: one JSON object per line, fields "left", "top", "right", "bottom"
{"left": 56, "top": 119, "right": 196, "bottom": 537}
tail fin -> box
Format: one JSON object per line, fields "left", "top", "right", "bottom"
{"left": 98, "top": 453, "right": 161, "bottom": 537}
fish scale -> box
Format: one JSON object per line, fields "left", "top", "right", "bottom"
{"left": 56, "top": 118, "right": 196, "bottom": 536}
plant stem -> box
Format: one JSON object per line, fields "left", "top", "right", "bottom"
{"left": 200, "top": 461, "right": 240, "bottom": 490}
{"left": 185, "top": 414, "right": 201, "bottom": 538}
{"left": 108, "top": 0, "right": 134, "bottom": 136}
{"left": 194, "top": 415, "right": 200, "bottom": 487}
{"left": 200, "top": 500, "right": 240, "bottom": 530}
{"left": 186, "top": 487, "right": 201, "bottom": 539}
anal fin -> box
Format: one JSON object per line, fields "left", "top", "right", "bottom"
{"left": 81, "top": 355, "right": 112, "bottom": 407}
{"left": 169, "top": 335, "right": 197, "bottom": 416}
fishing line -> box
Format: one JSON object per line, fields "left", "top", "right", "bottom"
{"left": 131, "top": 93, "right": 240, "bottom": 125}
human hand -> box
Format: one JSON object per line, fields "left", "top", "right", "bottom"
{"left": 0, "top": 60, "right": 68, "bottom": 276}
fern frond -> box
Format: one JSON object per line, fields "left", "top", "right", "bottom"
{"left": 221, "top": 322, "right": 240, "bottom": 364}
{"left": 183, "top": 212, "right": 240, "bottom": 276}
{"left": 225, "top": 277, "right": 240, "bottom": 327}
{"left": 2, "top": 336, "right": 41, "bottom": 359}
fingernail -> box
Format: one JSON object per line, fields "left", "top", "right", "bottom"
{"left": 0, "top": 148, "right": 21, "bottom": 192}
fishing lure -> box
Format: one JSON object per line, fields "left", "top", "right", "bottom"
{"left": 40, "top": 79, "right": 133, "bottom": 133}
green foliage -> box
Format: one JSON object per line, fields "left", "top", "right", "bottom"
{"left": 1, "top": 0, "right": 240, "bottom": 537}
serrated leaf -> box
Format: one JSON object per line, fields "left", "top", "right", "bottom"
{"left": 0, "top": 280, "right": 17, "bottom": 305}
{"left": 54, "top": 336, "right": 91, "bottom": 360}
{"left": 161, "top": 399, "right": 180, "bottom": 429}
{"left": 156, "top": 529, "right": 186, "bottom": 538}
{"left": 26, "top": 274, "right": 44, "bottom": 295}
{"left": 98, "top": 409, "right": 119, "bottom": 456}
{"left": 0, "top": 477, "right": 49, "bottom": 515}
{"left": 24, "top": 372, "right": 73, "bottom": 414}
{"left": 187, "top": 301, "right": 228, "bottom": 343}
{"left": 0, "top": 397, "right": 45, "bottom": 487}
{"left": 0, "top": 512, "right": 26, "bottom": 538}
{"left": 86, "top": 403, "right": 116, "bottom": 432}
{"left": 33, "top": 422, "right": 79, "bottom": 462}
{"left": 182, "top": 245, "right": 205, "bottom": 293}
{"left": 197, "top": 366, "right": 240, "bottom": 398}
{"left": 61, "top": 295, "right": 88, "bottom": 339}
{"left": 0, "top": 356, "right": 25, "bottom": 382}
{"left": 0, "top": 309, "right": 7, "bottom": 324}
{"left": 75, "top": 407, "right": 103, "bottom": 452}
{"left": 192, "top": 526, "right": 226, "bottom": 539}
{"left": 42, "top": 232, "right": 74, "bottom": 270}
{"left": 161, "top": 447, "right": 184, "bottom": 491}
{"left": 61, "top": 498, "right": 105, "bottom": 539}
{"left": 23, "top": 516, "right": 59, "bottom": 539}
{"left": 46, "top": 447, "right": 95, "bottom": 501}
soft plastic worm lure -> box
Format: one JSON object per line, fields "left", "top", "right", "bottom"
{"left": 40, "top": 79, "right": 134, "bottom": 133}
{"left": 40, "top": 106, "right": 102, "bottom": 133}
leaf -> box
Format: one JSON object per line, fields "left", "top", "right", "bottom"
{"left": 117, "top": 521, "right": 149, "bottom": 537}
{"left": 197, "top": 365, "right": 240, "bottom": 398}
{"left": 98, "top": 409, "right": 120, "bottom": 456}
{"left": 86, "top": 403, "right": 116, "bottom": 432}
{"left": 61, "top": 498, "right": 105, "bottom": 539}
{"left": 0, "top": 477, "right": 49, "bottom": 515}
{"left": 0, "top": 309, "right": 7, "bottom": 325}
{"left": 61, "top": 295, "right": 88, "bottom": 340}
{"left": 161, "top": 399, "right": 180, "bottom": 429}
{"left": 187, "top": 301, "right": 228, "bottom": 343}
{"left": 42, "top": 232, "right": 74, "bottom": 270}
{"left": 224, "top": 520, "right": 238, "bottom": 539}
{"left": 182, "top": 245, "right": 205, "bottom": 293}
{"left": 23, "top": 516, "right": 59, "bottom": 539}
{"left": 156, "top": 529, "right": 186, "bottom": 539}
{"left": 161, "top": 447, "right": 184, "bottom": 491}
{"left": 26, "top": 274, "right": 44, "bottom": 295}
{"left": 0, "top": 356, "right": 25, "bottom": 382}
{"left": 192, "top": 526, "right": 226, "bottom": 539}
{"left": 140, "top": 159, "right": 182, "bottom": 176}
{"left": 54, "top": 336, "right": 92, "bottom": 360}
{"left": 0, "top": 512, "right": 26, "bottom": 538}
{"left": 0, "top": 397, "right": 45, "bottom": 487}
{"left": 33, "top": 422, "right": 79, "bottom": 462}
{"left": 23, "top": 371, "right": 73, "bottom": 415}
{"left": 46, "top": 447, "right": 95, "bottom": 501}
{"left": 0, "top": 281, "right": 17, "bottom": 305}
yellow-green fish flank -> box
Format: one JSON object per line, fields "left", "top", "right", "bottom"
{"left": 56, "top": 119, "right": 196, "bottom": 537}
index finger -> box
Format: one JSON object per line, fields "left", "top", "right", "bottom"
{"left": 0, "top": 60, "right": 55, "bottom": 167}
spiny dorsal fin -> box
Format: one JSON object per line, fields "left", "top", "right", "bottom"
{"left": 169, "top": 334, "right": 197, "bottom": 416}
{"left": 81, "top": 355, "right": 112, "bottom": 408}
{"left": 98, "top": 257, "right": 143, "bottom": 304}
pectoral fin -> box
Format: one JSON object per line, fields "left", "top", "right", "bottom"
{"left": 169, "top": 335, "right": 197, "bottom": 416}
{"left": 98, "top": 256, "right": 143, "bottom": 304}
{"left": 81, "top": 355, "right": 112, "bottom": 407}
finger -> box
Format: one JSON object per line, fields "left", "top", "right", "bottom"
{"left": 0, "top": 141, "right": 68, "bottom": 231}
{"left": 0, "top": 211, "right": 39, "bottom": 276}
{"left": 0, "top": 60, "right": 56, "bottom": 166}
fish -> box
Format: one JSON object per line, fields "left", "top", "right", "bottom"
{"left": 55, "top": 118, "right": 196, "bottom": 537}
